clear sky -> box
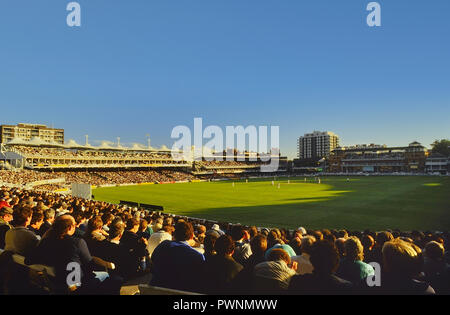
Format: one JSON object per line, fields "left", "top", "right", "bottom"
{"left": 0, "top": 0, "right": 449, "bottom": 158}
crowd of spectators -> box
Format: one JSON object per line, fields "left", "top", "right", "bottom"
{"left": 196, "top": 160, "right": 261, "bottom": 168}
{"left": 8, "top": 145, "right": 172, "bottom": 160}
{"left": 0, "top": 169, "right": 196, "bottom": 189}
{"left": 0, "top": 185, "right": 449, "bottom": 295}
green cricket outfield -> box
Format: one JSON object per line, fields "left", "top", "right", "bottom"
{"left": 92, "top": 176, "right": 450, "bottom": 231}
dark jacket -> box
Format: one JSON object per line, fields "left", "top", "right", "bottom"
{"left": 38, "top": 221, "right": 52, "bottom": 237}
{"left": 204, "top": 254, "right": 243, "bottom": 294}
{"left": 119, "top": 231, "right": 148, "bottom": 276}
{"left": 150, "top": 240, "right": 205, "bottom": 293}
{"left": 288, "top": 272, "right": 354, "bottom": 295}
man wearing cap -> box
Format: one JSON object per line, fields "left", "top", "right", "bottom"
{"left": 209, "top": 223, "right": 225, "bottom": 236}
{"left": 0, "top": 207, "right": 14, "bottom": 249}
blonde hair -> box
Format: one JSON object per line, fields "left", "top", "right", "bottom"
{"left": 382, "top": 238, "right": 422, "bottom": 276}
{"left": 344, "top": 236, "right": 364, "bottom": 261}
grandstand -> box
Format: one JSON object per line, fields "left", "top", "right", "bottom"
{"left": 328, "top": 142, "right": 428, "bottom": 173}
{"left": 1, "top": 137, "right": 448, "bottom": 296}
{"left": 0, "top": 140, "right": 288, "bottom": 191}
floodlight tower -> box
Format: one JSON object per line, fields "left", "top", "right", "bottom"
{"left": 146, "top": 134, "right": 151, "bottom": 149}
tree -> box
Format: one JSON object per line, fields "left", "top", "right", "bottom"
{"left": 431, "top": 139, "right": 450, "bottom": 156}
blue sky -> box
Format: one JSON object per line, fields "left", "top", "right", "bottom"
{"left": 0, "top": 0, "right": 449, "bottom": 158}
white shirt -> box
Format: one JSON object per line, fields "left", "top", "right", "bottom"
{"left": 291, "top": 253, "right": 314, "bottom": 275}
{"left": 147, "top": 231, "right": 172, "bottom": 257}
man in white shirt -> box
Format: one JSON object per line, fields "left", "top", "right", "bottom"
{"left": 147, "top": 224, "right": 173, "bottom": 257}
{"left": 291, "top": 235, "right": 316, "bottom": 275}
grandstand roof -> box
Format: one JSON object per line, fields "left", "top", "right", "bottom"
{"left": 65, "top": 139, "right": 86, "bottom": 149}
{"left": 7, "top": 137, "right": 29, "bottom": 145}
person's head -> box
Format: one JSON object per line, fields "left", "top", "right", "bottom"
{"left": 109, "top": 221, "right": 125, "bottom": 241}
{"left": 376, "top": 231, "right": 394, "bottom": 247}
{"left": 424, "top": 241, "right": 445, "bottom": 262}
{"left": 86, "top": 216, "right": 103, "bottom": 234}
{"left": 72, "top": 211, "right": 86, "bottom": 227}
{"left": 250, "top": 234, "right": 268, "bottom": 255}
{"left": 44, "top": 208, "right": 56, "bottom": 223}
{"left": 337, "top": 230, "right": 348, "bottom": 239}
{"left": 361, "top": 234, "right": 375, "bottom": 251}
{"left": 126, "top": 218, "right": 140, "bottom": 233}
{"left": 163, "top": 216, "right": 174, "bottom": 227}
{"left": 267, "top": 230, "right": 282, "bottom": 248}
{"left": 248, "top": 226, "right": 258, "bottom": 238}
{"left": 161, "top": 224, "right": 174, "bottom": 235}
{"left": 311, "top": 230, "right": 323, "bottom": 241}
{"left": 382, "top": 238, "right": 423, "bottom": 277}
{"left": 344, "top": 236, "right": 364, "bottom": 262}
{"left": 289, "top": 237, "right": 302, "bottom": 255}
{"left": 196, "top": 224, "right": 206, "bottom": 235}
{"left": 231, "top": 225, "right": 245, "bottom": 241}
{"left": 215, "top": 235, "right": 235, "bottom": 256}
{"left": 12, "top": 207, "right": 33, "bottom": 227}
{"left": 174, "top": 221, "right": 194, "bottom": 242}
{"left": 310, "top": 240, "right": 340, "bottom": 275}
{"left": 204, "top": 231, "right": 219, "bottom": 255}
{"left": 101, "top": 212, "right": 114, "bottom": 226}
{"left": 0, "top": 207, "right": 14, "bottom": 223}
{"left": 267, "top": 248, "right": 291, "bottom": 265}
{"left": 45, "top": 215, "right": 76, "bottom": 240}
{"left": 30, "top": 211, "right": 44, "bottom": 229}
{"left": 300, "top": 235, "right": 316, "bottom": 255}
{"left": 139, "top": 219, "right": 148, "bottom": 232}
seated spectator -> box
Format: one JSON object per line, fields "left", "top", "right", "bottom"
{"left": 26, "top": 215, "right": 122, "bottom": 294}
{"left": 361, "top": 234, "right": 375, "bottom": 263}
{"left": 289, "top": 240, "right": 353, "bottom": 294}
{"left": 0, "top": 207, "right": 13, "bottom": 249}
{"left": 72, "top": 212, "right": 87, "bottom": 238}
{"left": 291, "top": 235, "right": 316, "bottom": 275}
{"left": 137, "top": 219, "right": 150, "bottom": 240}
{"left": 246, "top": 234, "right": 268, "bottom": 269}
{"left": 366, "top": 231, "right": 394, "bottom": 267}
{"left": 203, "top": 230, "right": 219, "bottom": 262}
{"left": 101, "top": 213, "right": 114, "bottom": 233}
{"left": 28, "top": 211, "right": 44, "bottom": 237}
{"left": 422, "top": 241, "right": 450, "bottom": 294}
{"left": 83, "top": 216, "right": 106, "bottom": 256}
{"left": 237, "top": 233, "right": 268, "bottom": 293}
{"left": 204, "top": 235, "right": 243, "bottom": 294}
{"left": 147, "top": 224, "right": 173, "bottom": 258}
{"left": 4, "top": 207, "right": 39, "bottom": 256}
{"left": 335, "top": 238, "right": 346, "bottom": 260}
{"left": 151, "top": 217, "right": 163, "bottom": 232}
{"left": 209, "top": 223, "right": 225, "bottom": 236}
{"left": 322, "top": 229, "right": 336, "bottom": 244}
{"left": 336, "top": 236, "right": 375, "bottom": 285}
{"left": 120, "top": 218, "right": 149, "bottom": 276}
{"left": 95, "top": 220, "right": 133, "bottom": 280}
{"left": 253, "top": 248, "right": 297, "bottom": 293}
{"left": 289, "top": 236, "right": 302, "bottom": 255}
{"left": 231, "top": 225, "right": 252, "bottom": 265}
{"left": 265, "top": 240, "right": 296, "bottom": 260}
{"left": 38, "top": 208, "right": 55, "bottom": 237}
{"left": 195, "top": 224, "right": 206, "bottom": 245}
{"left": 150, "top": 221, "right": 205, "bottom": 293}
{"left": 366, "top": 238, "right": 435, "bottom": 295}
